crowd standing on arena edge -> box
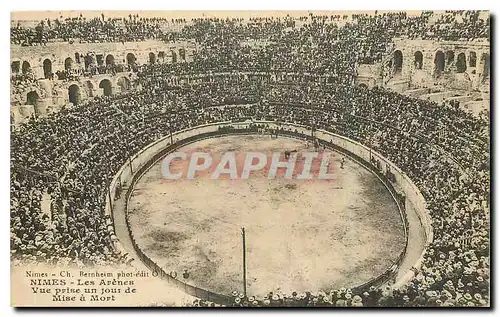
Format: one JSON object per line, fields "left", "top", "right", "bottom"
{"left": 11, "top": 11, "right": 489, "bottom": 307}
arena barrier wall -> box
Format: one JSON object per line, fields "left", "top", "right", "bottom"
{"left": 108, "top": 120, "right": 433, "bottom": 304}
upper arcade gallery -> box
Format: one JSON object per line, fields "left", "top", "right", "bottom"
{"left": 387, "top": 40, "right": 490, "bottom": 84}
{"left": 11, "top": 42, "right": 192, "bottom": 81}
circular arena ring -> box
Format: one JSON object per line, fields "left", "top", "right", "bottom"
{"left": 108, "top": 121, "right": 431, "bottom": 305}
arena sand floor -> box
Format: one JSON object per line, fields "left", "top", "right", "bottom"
{"left": 128, "top": 135, "right": 405, "bottom": 297}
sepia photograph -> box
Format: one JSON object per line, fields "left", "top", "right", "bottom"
{"left": 9, "top": 8, "right": 490, "bottom": 308}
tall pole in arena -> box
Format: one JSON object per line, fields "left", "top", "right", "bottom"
{"left": 241, "top": 227, "right": 247, "bottom": 297}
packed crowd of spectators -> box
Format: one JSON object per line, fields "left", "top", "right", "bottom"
{"left": 425, "top": 11, "right": 490, "bottom": 41}
{"left": 10, "top": 14, "right": 179, "bottom": 45}
{"left": 11, "top": 67, "right": 489, "bottom": 305}
{"left": 55, "top": 63, "right": 122, "bottom": 81}
{"left": 12, "top": 12, "right": 489, "bottom": 67}
{"left": 10, "top": 77, "right": 267, "bottom": 267}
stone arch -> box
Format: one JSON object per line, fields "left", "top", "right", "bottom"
{"left": 171, "top": 50, "right": 177, "bottom": 63}
{"left": 126, "top": 53, "right": 136, "bottom": 65}
{"left": 469, "top": 51, "right": 477, "bottom": 67}
{"left": 116, "top": 76, "right": 131, "bottom": 92}
{"left": 26, "top": 91, "right": 39, "bottom": 106}
{"left": 99, "top": 79, "right": 113, "bottom": 96}
{"left": 358, "top": 83, "right": 368, "bottom": 89}
{"left": 43, "top": 59, "right": 52, "bottom": 78}
{"left": 68, "top": 84, "right": 81, "bottom": 105}
{"left": 179, "top": 48, "right": 186, "bottom": 62}
{"left": 393, "top": 50, "right": 403, "bottom": 74}
{"left": 414, "top": 51, "right": 423, "bottom": 70}
{"left": 434, "top": 50, "right": 445, "bottom": 74}
{"left": 22, "top": 61, "right": 31, "bottom": 74}
{"left": 456, "top": 53, "right": 467, "bottom": 73}
{"left": 149, "top": 52, "right": 156, "bottom": 64}
{"left": 106, "top": 54, "right": 115, "bottom": 66}
{"left": 64, "top": 57, "right": 73, "bottom": 71}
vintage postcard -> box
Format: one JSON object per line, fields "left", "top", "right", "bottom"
{"left": 10, "top": 10, "right": 490, "bottom": 307}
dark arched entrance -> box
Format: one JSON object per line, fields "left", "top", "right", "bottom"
{"left": 414, "top": 51, "right": 423, "bottom": 70}
{"left": 64, "top": 57, "right": 73, "bottom": 71}
{"left": 171, "top": 50, "right": 177, "bottom": 63}
{"left": 26, "top": 91, "right": 39, "bottom": 106}
{"left": 149, "top": 52, "right": 156, "bottom": 64}
{"left": 22, "top": 61, "right": 31, "bottom": 74}
{"left": 126, "top": 53, "right": 136, "bottom": 65}
{"left": 456, "top": 53, "right": 467, "bottom": 73}
{"left": 99, "top": 79, "right": 112, "bottom": 96}
{"left": 43, "top": 59, "right": 52, "bottom": 79}
{"left": 434, "top": 51, "right": 445, "bottom": 74}
{"left": 393, "top": 50, "right": 403, "bottom": 74}
{"left": 106, "top": 54, "right": 115, "bottom": 66}
{"left": 68, "top": 84, "right": 81, "bottom": 105}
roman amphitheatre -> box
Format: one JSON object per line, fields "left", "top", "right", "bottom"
{"left": 10, "top": 10, "right": 489, "bottom": 307}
